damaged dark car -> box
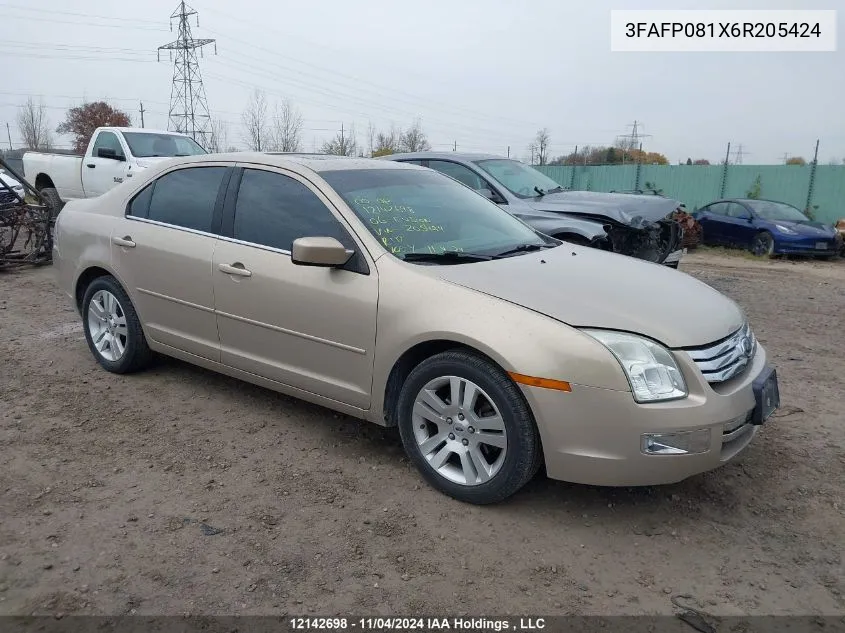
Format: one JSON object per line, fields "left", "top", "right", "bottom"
{"left": 383, "top": 152, "right": 685, "bottom": 267}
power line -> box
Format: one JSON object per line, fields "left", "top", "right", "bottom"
{"left": 0, "top": 2, "right": 164, "bottom": 25}
{"left": 0, "top": 11, "right": 167, "bottom": 31}
{"left": 158, "top": 1, "right": 217, "bottom": 147}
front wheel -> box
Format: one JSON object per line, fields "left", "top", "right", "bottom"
{"left": 396, "top": 350, "right": 542, "bottom": 504}
{"left": 750, "top": 231, "right": 775, "bottom": 257}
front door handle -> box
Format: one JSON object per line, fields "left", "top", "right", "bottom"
{"left": 218, "top": 262, "right": 252, "bottom": 277}
{"left": 86, "top": 164, "right": 96, "bottom": 168}
{"left": 112, "top": 236, "right": 136, "bottom": 248}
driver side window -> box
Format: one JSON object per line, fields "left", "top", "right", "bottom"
{"left": 725, "top": 203, "right": 749, "bottom": 219}
{"left": 91, "top": 131, "right": 125, "bottom": 159}
{"left": 427, "top": 160, "right": 488, "bottom": 191}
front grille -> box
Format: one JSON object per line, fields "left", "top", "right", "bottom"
{"left": 684, "top": 322, "right": 757, "bottom": 384}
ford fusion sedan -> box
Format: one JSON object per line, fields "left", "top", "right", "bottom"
{"left": 383, "top": 152, "right": 685, "bottom": 268}
{"left": 693, "top": 198, "right": 842, "bottom": 258}
{"left": 53, "top": 154, "right": 779, "bottom": 504}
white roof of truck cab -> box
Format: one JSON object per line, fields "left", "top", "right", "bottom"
{"left": 99, "top": 127, "right": 191, "bottom": 136}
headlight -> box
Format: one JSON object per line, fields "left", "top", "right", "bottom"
{"left": 774, "top": 224, "right": 797, "bottom": 234}
{"left": 582, "top": 330, "right": 688, "bottom": 402}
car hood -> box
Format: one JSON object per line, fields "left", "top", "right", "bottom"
{"left": 768, "top": 219, "right": 837, "bottom": 236}
{"left": 426, "top": 245, "right": 744, "bottom": 348}
{"left": 525, "top": 191, "right": 679, "bottom": 229}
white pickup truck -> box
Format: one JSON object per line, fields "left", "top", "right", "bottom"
{"left": 23, "top": 127, "right": 207, "bottom": 210}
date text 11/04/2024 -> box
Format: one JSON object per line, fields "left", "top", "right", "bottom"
{"left": 289, "top": 617, "right": 548, "bottom": 631}
{"left": 625, "top": 22, "right": 822, "bottom": 38}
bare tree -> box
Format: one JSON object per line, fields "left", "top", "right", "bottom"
{"left": 241, "top": 89, "right": 269, "bottom": 151}
{"left": 270, "top": 99, "right": 303, "bottom": 152}
{"left": 17, "top": 97, "right": 52, "bottom": 150}
{"left": 400, "top": 119, "right": 431, "bottom": 153}
{"left": 373, "top": 125, "right": 403, "bottom": 157}
{"left": 206, "top": 118, "right": 228, "bottom": 153}
{"left": 321, "top": 124, "right": 357, "bottom": 156}
{"left": 534, "top": 128, "right": 550, "bottom": 166}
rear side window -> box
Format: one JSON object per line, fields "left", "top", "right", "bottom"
{"left": 146, "top": 167, "right": 227, "bottom": 233}
{"left": 233, "top": 169, "right": 351, "bottom": 251}
{"left": 127, "top": 183, "right": 153, "bottom": 218}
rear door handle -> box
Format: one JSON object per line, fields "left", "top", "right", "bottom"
{"left": 218, "top": 262, "right": 252, "bottom": 277}
{"left": 112, "top": 236, "right": 136, "bottom": 248}
{"left": 86, "top": 164, "right": 96, "bottom": 168}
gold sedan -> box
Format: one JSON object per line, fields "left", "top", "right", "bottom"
{"left": 52, "top": 154, "right": 779, "bottom": 504}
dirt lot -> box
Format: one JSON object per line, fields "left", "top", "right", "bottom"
{"left": 1, "top": 250, "right": 843, "bottom": 617}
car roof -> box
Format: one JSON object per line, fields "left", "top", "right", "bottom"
{"left": 160, "top": 152, "right": 426, "bottom": 174}
{"left": 383, "top": 151, "right": 507, "bottom": 162}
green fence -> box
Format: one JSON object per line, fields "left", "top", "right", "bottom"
{"left": 535, "top": 164, "right": 845, "bottom": 225}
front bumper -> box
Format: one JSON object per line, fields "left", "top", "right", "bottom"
{"left": 773, "top": 234, "right": 839, "bottom": 256}
{"left": 521, "top": 343, "right": 772, "bottom": 487}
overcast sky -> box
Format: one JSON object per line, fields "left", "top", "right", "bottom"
{"left": 1, "top": 0, "right": 843, "bottom": 164}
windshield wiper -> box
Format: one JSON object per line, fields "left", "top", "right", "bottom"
{"left": 534, "top": 185, "right": 564, "bottom": 197}
{"left": 491, "top": 243, "right": 553, "bottom": 258}
{"left": 402, "top": 251, "right": 493, "bottom": 264}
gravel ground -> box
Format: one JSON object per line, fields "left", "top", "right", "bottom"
{"left": 0, "top": 251, "right": 843, "bottom": 617}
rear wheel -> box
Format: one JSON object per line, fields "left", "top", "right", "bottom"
{"left": 81, "top": 276, "right": 153, "bottom": 374}
{"left": 751, "top": 231, "right": 775, "bottom": 257}
{"left": 396, "top": 350, "right": 542, "bottom": 504}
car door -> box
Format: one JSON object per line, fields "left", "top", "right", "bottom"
{"left": 84, "top": 131, "right": 131, "bottom": 197}
{"left": 212, "top": 166, "right": 378, "bottom": 409}
{"left": 112, "top": 164, "right": 231, "bottom": 361}
{"left": 722, "top": 202, "right": 757, "bottom": 246}
{"left": 695, "top": 202, "right": 730, "bottom": 244}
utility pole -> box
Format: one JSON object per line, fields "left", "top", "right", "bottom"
{"left": 805, "top": 139, "right": 820, "bottom": 214}
{"left": 733, "top": 143, "right": 748, "bottom": 164}
{"left": 719, "top": 142, "right": 731, "bottom": 198}
{"left": 453, "top": 140, "right": 457, "bottom": 152}
{"left": 6, "top": 122, "right": 12, "bottom": 150}
{"left": 158, "top": 1, "right": 217, "bottom": 148}
{"left": 139, "top": 102, "right": 146, "bottom": 128}
{"left": 507, "top": 146, "right": 510, "bottom": 158}
{"left": 340, "top": 122, "right": 345, "bottom": 154}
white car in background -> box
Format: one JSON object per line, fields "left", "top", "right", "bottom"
{"left": 0, "top": 169, "right": 25, "bottom": 204}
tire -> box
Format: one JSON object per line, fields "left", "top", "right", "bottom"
{"left": 750, "top": 231, "right": 775, "bottom": 257}
{"left": 40, "top": 187, "right": 64, "bottom": 220}
{"left": 81, "top": 276, "right": 153, "bottom": 374}
{"left": 396, "top": 350, "right": 543, "bottom": 505}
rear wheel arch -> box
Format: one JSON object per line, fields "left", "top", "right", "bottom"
{"left": 34, "top": 173, "right": 54, "bottom": 191}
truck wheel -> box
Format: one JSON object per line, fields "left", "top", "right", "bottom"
{"left": 40, "top": 187, "right": 64, "bottom": 219}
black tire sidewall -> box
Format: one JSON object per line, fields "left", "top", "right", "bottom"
{"left": 396, "top": 351, "right": 541, "bottom": 504}
{"left": 81, "top": 276, "right": 149, "bottom": 374}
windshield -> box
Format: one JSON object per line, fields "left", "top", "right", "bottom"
{"left": 320, "top": 168, "right": 550, "bottom": 260}
{"left": 474, "top": 159, "right": 563, "bottom": 198}
{"left": 122, "top": 132, "right": 207, "bottom": 158}
{"left": 747, "top": 200, "right": 809, "bottom": 222}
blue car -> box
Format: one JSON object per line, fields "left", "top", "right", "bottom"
{"left": 693, "top": 198, "right": 842, "bottom": 258}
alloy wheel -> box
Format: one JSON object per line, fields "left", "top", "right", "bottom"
{"left": 86, "top": 290, "right": 128, "bottom": 362}
{"left": 412, "top": 375, "right": 508, "bottom": 486}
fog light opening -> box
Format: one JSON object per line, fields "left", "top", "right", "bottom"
{"left": 641, "top": 429, "right": 711, "bottom": 456}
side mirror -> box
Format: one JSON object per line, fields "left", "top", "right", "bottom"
{"left": 97, "top": 147, "right": 125, "bottom": 161}
{"left": 291, "top": 236, "right": 353, "bottom": 267}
